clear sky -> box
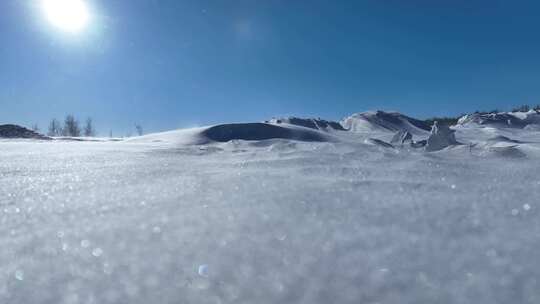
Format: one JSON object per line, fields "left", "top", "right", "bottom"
{"left": 1, "top": 0, "right": 540, "bottom": 135}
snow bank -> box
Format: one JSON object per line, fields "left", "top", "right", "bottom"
{"left": 341, "top": 111, "right": 431, "bottom": 134}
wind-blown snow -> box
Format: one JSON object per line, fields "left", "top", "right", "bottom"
{"left": 1, "top": 116, "right": 540, "bottom": 304}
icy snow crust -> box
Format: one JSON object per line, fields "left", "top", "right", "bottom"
{"left": 1, "top": 119, "right": 540, "bottom": 304}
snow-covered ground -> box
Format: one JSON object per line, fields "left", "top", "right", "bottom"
{"left": 1, "top": 116, "right": 540, "bottom": 303}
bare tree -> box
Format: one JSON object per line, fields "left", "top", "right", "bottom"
{"left": 109, "top": 130, "right": 113, "bottom": 138}
{"left": 31, "top": 124, "right": 39, "bottom": 132}
{"left": 47, "top": 119, "right": 62, "bottom": 136}
{"left": 84, "top": 117, "right": 96, "bottom": 137}
{"left": 63, "top": 115, "right": 81, "bottom": 137}
{"left": 135, "top": 124, "right": 143, "bottom": 136}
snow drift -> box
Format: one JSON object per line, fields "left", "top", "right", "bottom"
{"left": 341, "top": 111, "right": 431, "bottom": 134}
{"left": 129, "top": 123, "right": 332, "bottom": 145}
{"left": 457, "top": 110, "right": 540, "bottom": 129}
{"left": 201, "top": 123, "right": 331, "bottom": 142}
{"left": 267, "top": 117, "right": 345, "bottom": 131}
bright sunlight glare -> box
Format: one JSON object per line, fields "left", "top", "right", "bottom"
{"left": 42, "top": 0, "right": 91, "bottom": 33}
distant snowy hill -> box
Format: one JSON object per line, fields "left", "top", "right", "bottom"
{"left": 341, "top": 111, "right": 431, "bottom": 134}
{"left": 457, "top": 110, "right": 540, "bottom": 129}
{"left": 0, "top": 124, "right": 50, "bottom": 140}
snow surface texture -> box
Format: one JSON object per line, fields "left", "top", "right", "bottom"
{"left": 1, "top": 112, "right": 540, "bottom": 304}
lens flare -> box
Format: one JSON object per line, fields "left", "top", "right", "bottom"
{"left": 42, "top": 0, "right": 90, "bottom": 33}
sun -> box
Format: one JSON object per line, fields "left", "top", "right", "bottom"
{"left": 42, "top": 0, "right": 91, "bottom": 33}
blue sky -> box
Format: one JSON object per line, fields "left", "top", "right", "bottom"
{"left": 1, "top": 0, "right": 540, "bottom": 134}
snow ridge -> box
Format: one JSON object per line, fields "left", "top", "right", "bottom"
{"left": 341, "top": 111, "right": 431, "bottom": 134}
{"left": 267, "top": 117, "right": 346, "bottom": 131}
{"left": 457, "top": 110, "right": 540, "bottom": 129}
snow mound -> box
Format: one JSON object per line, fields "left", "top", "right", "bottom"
{"left": 341, "top": 111, "right": 431, "bottom": 134}
{"left": 125, "top": 127, "right": 208, "bottom": 145}
{"left": 457, "top": 110, "right": 540, "bottom": 129}
{"left": 0, "top": 124, "right": 50, "bottom": 140}
{"left": 425, "top": 122, "right": 460, "bottom": 152}
{"left": 202, "top": 123, "right": 331, "bottom": 143}
{"left": 267, "top": 117, "right": 345, "bottom": 131}
{"left": 127, "top": 123, "right": 333, "bottom": 146}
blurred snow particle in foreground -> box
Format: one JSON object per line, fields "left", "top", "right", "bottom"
{"left": 198, "top": 264, "right": 209, "bottom": 277}
{"left": 14, "top": 270, "right": 24, "bottom": 281}
{"left": 92, "top": 248, "right": 103, "bottom": 257}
